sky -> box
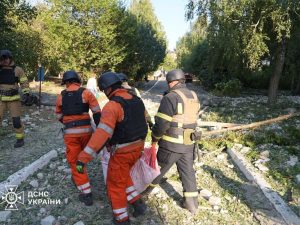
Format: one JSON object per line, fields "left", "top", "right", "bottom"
{"left": 150, "top": 0, "right": 191, "bottom": 50}
{"left": 27, "top": 0, "right": 191, "bottom": 50}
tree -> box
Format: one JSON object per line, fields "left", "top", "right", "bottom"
{"left": 35, "top": 0, "right": 127, "bottom": 78}
{"left": 0, "top": 0, "right": 41, "bottom": 79}
{"left": 125, "top": 0, "right": 167, "bottom": 80}
{"left": 185, "top": 0, "right": 300, "bottom": 104}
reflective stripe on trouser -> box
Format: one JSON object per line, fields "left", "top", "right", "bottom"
{"left": 0, "top": 100, "right": 24, "bottom": 138}
{"left": 64, "top": 135, "right": 92, "bottom": 191}
{"left": 152, "top": 147, "right": 197, "bottom": 194}
{"left": 107, "top": 145, "right": 143, "bottom": 222}
{"left": 113, "top": 207, "right": 128, "bottom": 221}
{"left": 184, "top": 192, "right": 198, "bottom": 197}
{"left": 126, "top": 185, "right": 139, "bottom": 202}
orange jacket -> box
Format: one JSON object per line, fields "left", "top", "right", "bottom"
{"left": 55, "top": 83, "right": 101, "bottom": 137}
{"left": 78, "top": 88, "right": 145, "bottom": 163}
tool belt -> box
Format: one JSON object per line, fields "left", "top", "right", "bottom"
{"left": 63, "top": 119, "right": 91, "bottom": 129}
{"left": 0, "top": 89, "right": 19, "bottom": 96}
{"left": 166, "top": 127, "right": 201, "bottom": 145}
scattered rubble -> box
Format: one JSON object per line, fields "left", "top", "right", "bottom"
{"left": 0, "top": 211, "right": 11, "bottom": 222}
{"left": 41, "top": 215, "right": 56, "bottom": 225}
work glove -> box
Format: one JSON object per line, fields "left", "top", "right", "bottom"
{"left": 76, "top": 161, "right": 85, "bottom": 174}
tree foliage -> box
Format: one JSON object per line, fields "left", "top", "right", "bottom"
{"left": 179, "top": 0, "right": 300, "bottom": 103}
{"left": 0, "top": 0, "right": 41, "bottom": 77}
{"left": 0, "top": 0, "right": 167, "bottom": 81}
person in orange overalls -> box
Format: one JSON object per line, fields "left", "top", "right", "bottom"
{"left": 77, "top": 72, "right": 148, "bottom": 225}
{"left": 56, "top": 70, "right": 101, "bottom": 206}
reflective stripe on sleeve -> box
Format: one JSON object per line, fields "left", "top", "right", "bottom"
{"left": 91, "top": 105, "right": 101, "bottom": 112}
{"left": 156, "top": 112, "right": 172, "bottom": 121}
{"left": 83, "top": 146, "right": 97, "bottom": 158}
{"left": 97, "top": 122, "right": 113, "bottom": 135}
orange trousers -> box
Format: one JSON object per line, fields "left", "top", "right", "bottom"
{"left": 64, "top": 135, "right": 92, "bottom": 193}
{"left": 107, "top": 145, "right": 143, "bottom": 222}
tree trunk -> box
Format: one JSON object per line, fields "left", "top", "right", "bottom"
{"left": 292, "top": 75, "right": 300, "bottom": 95}
{"left": 267, "top": 38, "right": 286, "bottom": 105}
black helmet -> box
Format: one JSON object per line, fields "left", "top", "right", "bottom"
{"left": 61, "top": 70, "right": 81, "bottom": 85}
{"left": 117, "top": 73, "right": 128, "bottom": 82}
{"left": 166, "top": 69, "right": 185, "bottom": 83}
{"left": 0, "top": 49, "right": 13, "bottom": 59}
{"left": 98, "top": 72, "right": 121, "bottom": 91}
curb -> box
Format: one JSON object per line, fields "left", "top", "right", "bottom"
{"left": 0, "top": 150, "right": 58, "bottom": 197}
{"left": 227, "top": 148, "right": 300, "bottom": 225}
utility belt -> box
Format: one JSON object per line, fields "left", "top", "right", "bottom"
{"left": 63, "top": 119, "right": 91, "bottom": 129}
{"left": 0, "top": 89, "right": 19, "bottom": 96}
{"left": 163, "top": 127, "right": 201, "bottom": 145}
{"left": 109, "top": 139, "right": 143, "bottom": 156}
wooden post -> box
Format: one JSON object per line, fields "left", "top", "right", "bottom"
{"left": 201, "top": 112, "right": 300, "bottom": 137}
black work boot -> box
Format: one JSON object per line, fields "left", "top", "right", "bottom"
{"left": 14, "top": 139, "right": 24, "bottom": 148}
{"left": 132, "top": 198, "right": 147, "bottom": 217}
{"left": 78, "top": 193, "right": 93, "bottom": 206}
{"left": 183, "top": 197, "right": 197, "bottom": 214}
{"left": 113, "top": 219, "right": 131, "bottom": 225}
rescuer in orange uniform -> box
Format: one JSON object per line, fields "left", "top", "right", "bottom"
{"left": 77, "top": 72, "right": 148, "bottom": 225}
{"left": 55, "top": 70, "right": 101, "bottom": 206}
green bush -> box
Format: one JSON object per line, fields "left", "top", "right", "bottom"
{"left": 213, "top": 79, "right": 242, "bottom": 97}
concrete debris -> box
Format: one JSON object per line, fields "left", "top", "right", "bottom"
{"left": 217, "top": 154, "right": 225, "bottom": 160}
{"left": 64, "top": 198, "right": 69, "bottom": 204}
{"left": 0, "top": 211, "right": 11, "bottom": 222}
{"left": 296, "top": 174, "right": 300, "bottom": 184}
{"left": 240, "top": 147, "right": 251, "bottom": 154}
{"left": 30, "top": 179, "right": 39, "bottom": 188}
{"left": 37, "top": 173, "right": 44, "bottom": 179}
{"left": 199, "top": 189, "right": 213, "bottom": 200}
{"left": 287, "top": 156, "right": 298, "bottom": 167}
{"left": 227, "top": 164, "right": 234, "bottom": 169}
{"left": 63, "top": 168, "right": 71, "bottom": 174}
{"left": 260, "top": 150, "right": 270, "bottom": 159}
{"left": 41, "top": 215, "right": 55, "bottom": 225}
{"left": 256, "top": 164, "right": 269, "bottom": 172}
{"left": 57, "top": 166, "right": 66, "bottom": 171}
{"left": 39, "top": 208, "right": 46, "bottom": 214}
{"left": 73, "top": 221, "right": 85, "bottom": 225}
{"left": 49, "top": 163, "right": 56, "bottom": 169}
{"left": 254, "top": 158, "right": 270, "bottom": 164}
{"left": 232, "top": 143, "right": 243, "bottom": 150}
{"left": 208, "top": 196, "right": 221, "bottom": 206}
